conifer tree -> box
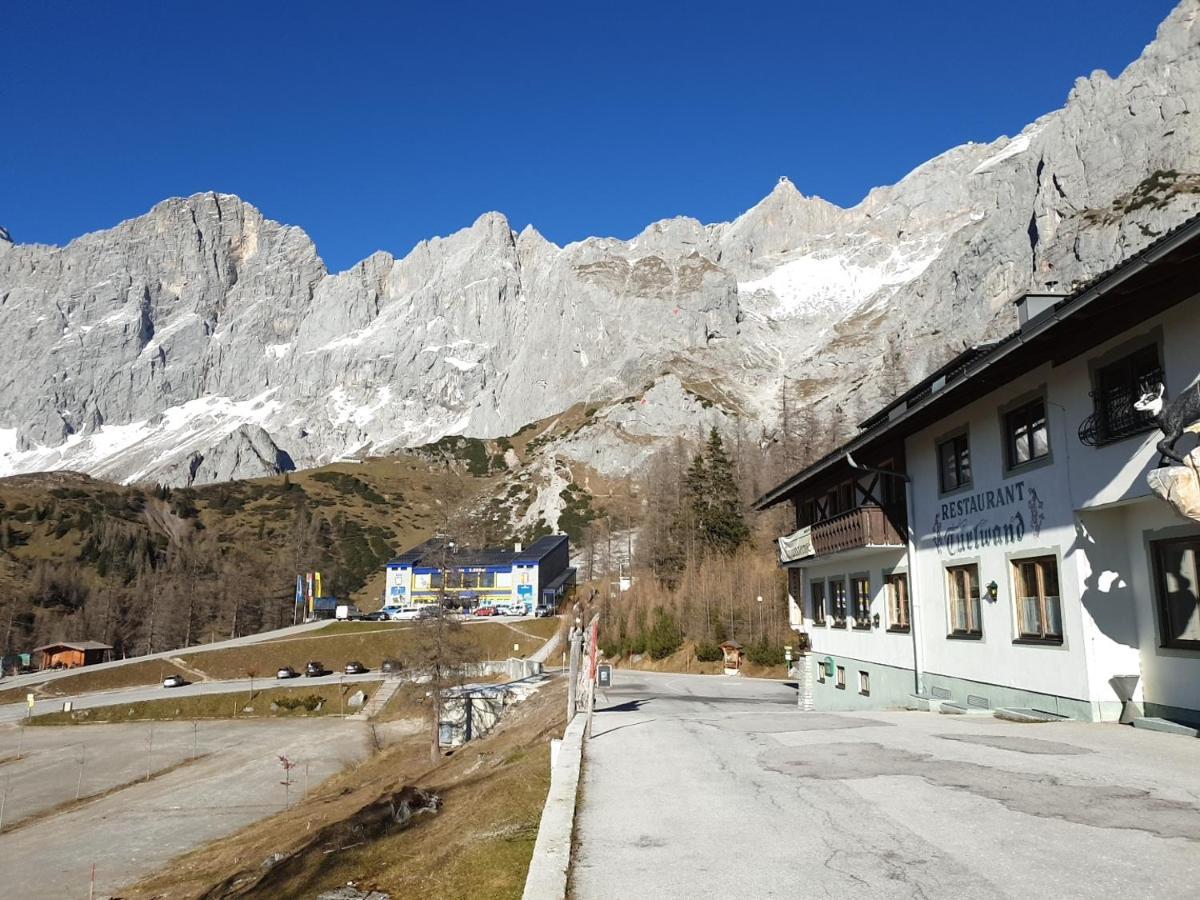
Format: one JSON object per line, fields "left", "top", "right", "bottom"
{"left": 698, "top": 428, "right": 749, "bottom": 555}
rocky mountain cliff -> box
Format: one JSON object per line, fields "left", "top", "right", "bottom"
{"left": 3, "top": 1, "right": 1200, "bottom": 487}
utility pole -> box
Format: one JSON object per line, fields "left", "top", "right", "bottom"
{"left": 145, "top": 725, "right": 154, "bottom": 782}
{"left": 567, "top": 618, "right": 581, "bottom": 722}
{"left": 0, "top": 773, "right": 9, "bottom": 832}
{"left": 75, "top": 743, "right": 87, "bottom": 800}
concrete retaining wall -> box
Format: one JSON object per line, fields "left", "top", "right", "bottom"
{"left": 522, "top": 713, "right": 586, "bottom": 900}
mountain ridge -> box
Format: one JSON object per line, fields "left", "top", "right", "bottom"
{"left": 2, "top": 0, "right": 1200, "bottom": 486}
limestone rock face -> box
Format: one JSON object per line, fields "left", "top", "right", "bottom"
{"left": 2, "top": 2, "right": 1200, "bottom": 485}
{"left": 164, "top": 424, "right": 295, "bottom": 488}
{"left": 1147, "top": 448, "right": 1200, "bottom": 522}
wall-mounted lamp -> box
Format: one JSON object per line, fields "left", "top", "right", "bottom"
{"left": 872, "top": 612, "right": 881, "bottom": 628}
{"left": 985, "top": 581, "right": 999, "bottom": 602}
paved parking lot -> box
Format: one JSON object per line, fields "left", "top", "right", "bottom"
{"left": 0, "top": 718, "right": 405, "bottom": 897}
{"left": 573, "top": 671, "right": 1200, "bottom": 900}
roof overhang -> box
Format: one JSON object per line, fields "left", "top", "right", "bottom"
{"left": 754, "top": 214, "right": 1200, "bottom": 511}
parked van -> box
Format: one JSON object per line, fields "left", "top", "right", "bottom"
{"left": 388, "top": 606, "right": 423, "bottom": 621}
{"left": 335, "top": 604, "right": 361, "bottom": 621}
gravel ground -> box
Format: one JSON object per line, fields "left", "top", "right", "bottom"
{"left": 0, "top": 718, "right": 399, "bottom": 898}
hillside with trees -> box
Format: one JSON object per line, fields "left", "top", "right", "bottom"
{"left": 0, "top": 457, "right": 487, "bottom": 658}
{"left": 597, "top": 427, "right": 803, "bottom": 668}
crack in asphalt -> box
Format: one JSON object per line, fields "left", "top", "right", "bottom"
{"left": 761, "top": 741, "right": 1200, "bottom": 842}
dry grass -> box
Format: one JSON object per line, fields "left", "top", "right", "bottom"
{"left": 180, "top": 619, "right": 560, "bottom": 681}
{"left": 611, "top": 638, "right": 789, "bottom": 680}
{"left": 124, "top": 681, "right": 565, "bottom": 899}
{"left": 0, "top": 658, "right": 193, "bottom": 705}
{"left": 29, "top": 680, "right": 381, "bottom": 725}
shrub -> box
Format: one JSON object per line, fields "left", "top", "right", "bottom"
{"left": 600, "top": 639, "right": 624, "bottom": 659}
{"left": 694, "top": 642, "right": 723, "bottom": 662}
{"left": 645, "top": 609, "right": 682, "bottom": 660}
{"left": 746, "top": 639, "right": 785, "bottom": 667}
{"left": 275, "top": 693, "right": 325, "bottom": 712}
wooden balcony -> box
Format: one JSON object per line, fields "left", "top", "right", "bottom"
{"left": 809, "top": 506, "right": 905, "bottom": 557}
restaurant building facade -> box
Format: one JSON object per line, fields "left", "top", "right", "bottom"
{"left": 758, "top": 217, "right": 1200, "bottom": 725}
{"left": 384, "top": 534, "right": 574, "bottom": 613}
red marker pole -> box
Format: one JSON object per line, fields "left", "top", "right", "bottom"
{"left": 89, "top": 863, "right": 96, "bottom": 900}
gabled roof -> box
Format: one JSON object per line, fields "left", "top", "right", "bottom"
{"left": 34, "top": 640, "right": 113, "bottom": 652}
{"left": 755, "top": 211, "right": 1200, "bottom": 511}
{"left": 388, "top": 534, "right": 570, "bottom": 569}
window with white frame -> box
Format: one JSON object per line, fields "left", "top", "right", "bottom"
{"left": 851, "top": 575, "right": 872, "bottom": 629}
{"left": 1152, "top": 536, "right": 1200, "bottom": 650}
{"left": 938, "top": 431, "right": 972, "bottom": 493}
{"left": 1004, "top": 397, "right": 1050, "bottom": 470}
{"left": 947, "top": 563, "right": 982, "bottom": 637}
{"left": 1084, "top": 343, "right": 1162, "bottom": 446}
{"left": 1012, "top": 556, "right": 1062, "bottom": 642}
{"left": 830, "top": 577, "right": 848, "bottom": 628}
{"left": 811, "top": 579, "right": 827, "bottom": 625}
{"left": 885, "top": 572, "right": 910, "bottom": 632}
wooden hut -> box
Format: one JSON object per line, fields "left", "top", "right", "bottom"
{"left": 720, "top": 640, "right": 744, "bottom": 675}
{"left": 35, "top": 641, "right": 113, "bottom": 670}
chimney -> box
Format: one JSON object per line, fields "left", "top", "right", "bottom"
{"left": 514, "top": 541, "right": 523, "bottom": 553}
{"left": 1014, "top": 292, "right": 1068, "bottom": 331}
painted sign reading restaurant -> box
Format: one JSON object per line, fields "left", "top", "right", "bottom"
{"left": 932, "top": 479, "right": 1046, "bottom": 556}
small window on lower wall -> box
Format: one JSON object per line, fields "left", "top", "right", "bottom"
{"left": 1012, "top": 556, "right": 1063, "bottom": 643}
{"left": 816, "top": 661, "right": 826, "bottom": 684}
{"left": 1152, "top": 536, "right": 1200, "bottom": 650}
{"left": 858, "top": 671, "right": 870, "bottom": 695}
{"left": 947, "top": 564, "right": 982, "bottom": 638}
{"left": 835, "top": 665, "right": 846, "bottom": 689}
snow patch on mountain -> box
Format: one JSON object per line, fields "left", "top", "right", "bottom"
{"left": 971, "top": 132, "right": 1036, "bottom": 175}
{"left": 0, "top": 392, "right": 280, "bottom": 484}
{"left": 737, "top": 237, "right": 944, "bottom": 317}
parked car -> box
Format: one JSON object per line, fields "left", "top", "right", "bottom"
{"left": 473, "top": 606, "right": 497, "bottom": 616}
{"left": 380, "top": 658, "right": 403, "bottom": 674}
{"left": 535, "top": 604, "right": 553, "bottom": 617}
{"left": 276, "top": 666, "right": 297, "bottom": 679}
{"left": 305, "top": 661, "right": 325, "bottom": 677}
{"left": 162, "top": 674, "right": 186, "bottom": 688}
{"left": 344, "top": 660, "right": 367, "bottom": 675}
{"left": 362, "top": 610, "right": 390, "bottom": 621}
{"left": 389, "top": 606, "right": 422, "bottom": 621}
{"left": 417, "top": 605, "right": 444, "bottom": 619}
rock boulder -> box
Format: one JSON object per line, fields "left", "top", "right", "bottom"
{"left": 1147, "top": 447, "right": 1200, "bottom": 522}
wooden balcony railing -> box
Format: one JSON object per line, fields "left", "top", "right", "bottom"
{"left": 809, "top": 506, "right": 905, "bottom": 557}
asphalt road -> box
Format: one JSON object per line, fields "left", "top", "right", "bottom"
{"left": 0, "top": 620, "right": 333, "bottom": 695}
{"left": 0, "top": 613, "right": 541, "bottom": 695}
{"left": 0, "top": 670, "right": 382, "bottom": 725}
{"left": 572, "top": 670, "right": 1200, "bottom": 900}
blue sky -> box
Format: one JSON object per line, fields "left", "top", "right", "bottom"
{"left": 1, "top": 1, "right": 1179, "bottom": 272}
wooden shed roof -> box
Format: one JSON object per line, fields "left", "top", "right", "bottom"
{"left": 33, "top": 641, "right": 114, "bottom": 652}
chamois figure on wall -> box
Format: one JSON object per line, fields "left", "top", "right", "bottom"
{"left": 1133, "top": 380, "right": 1200, "bottom": 466}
